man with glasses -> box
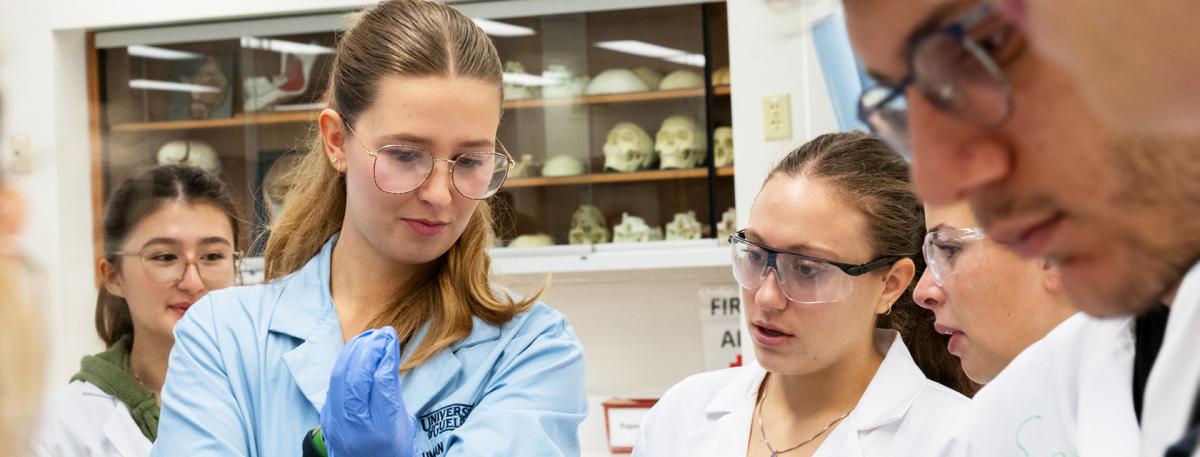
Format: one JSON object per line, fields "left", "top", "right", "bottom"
{"left": 842, "top": 1, "right": 1200, "bottom": 455}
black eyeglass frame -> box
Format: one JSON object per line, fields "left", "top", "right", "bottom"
{"left": 855, "top": 3, "right": 1014, "bottom": 137}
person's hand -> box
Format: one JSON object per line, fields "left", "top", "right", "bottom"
{"left": 320, "top": 326, "right": 417, "bottom": 457}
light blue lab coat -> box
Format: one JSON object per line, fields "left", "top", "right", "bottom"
{"left": 151, "top": 236, "right": 588, "bottom": 456}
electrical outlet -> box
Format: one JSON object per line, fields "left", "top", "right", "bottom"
{"left": 7, "top": 135, "right": 32, "bottom": 174}
{"left": 762, "top": 94, "right": 792, "bottom": 141}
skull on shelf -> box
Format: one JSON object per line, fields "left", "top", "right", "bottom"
{"left": 509, "top": 154, "right": 541, "bottom": 178}
{"left": 542, "top": 155, "right": 586, "bottom": 177}
{"left": 543, "top": 64, "right": 589, "bottom": 98}
{"left": 508, "top": 234, "right": 554, "bottom": 248}
{"left": 603, "top": 122, "right": 655, "bottom": 172}
{"left": 156, "top": 140, "right": 222, "bottom": 174}
{"left": 632, "top": 67, "right": 663, "bottom": 91}
{"left": 717, "top": 207, "right": 737, "bottom": 241}
{"left": 612, "top": 213, "right": 663, "bottom": 243}
{"left": 568, "top": 205, "right": 609, "bottom": 245}
{"left": 502, "top": 60, "right": 536, "bottom": 101}
{"left": 712, "top": 66, "right": 731, "bottom": 86}
{"left": 656, "top": 115, "right": 706, "bottom": 170}
{"left": 666, "top": 211, "right": 703, "bottom": 241}
{"left": 713, "top": 126, "right": 734, "bottom": 167}
{"left": 587, "top": 68, "right": 650, "bottom": 95}
{"left": 659, "top": 70, "right": 705, "bottom": 90}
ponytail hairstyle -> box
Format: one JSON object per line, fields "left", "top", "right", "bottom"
{"left": 96, "top": 164, "right": 239, "bottom": 347}
{"left": 263, "top": 0, "right": 537, "bottom": 371}
{"left": 768, "top": 131, "right": 978, "bottom": 396}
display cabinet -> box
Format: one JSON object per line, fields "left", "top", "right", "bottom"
{"left": 88, "top": 1, "right": 734, "bottom": 278}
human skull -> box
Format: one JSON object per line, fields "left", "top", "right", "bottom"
{"left": 612, "top": 213, "right": 663, "bottom": 243}
{"left": 711, "top": 66, "right": 731, "bottom": 86}
{"left": 508, "top": 234, "right": 555, "bottom": 248}
{"left": 656, "top": 115, "right": 706, "bottom": 169}
{"left": 543, "top": 64, "right": 589, "bottom": 98}
{"left": 659, "top": 70, "right": 704, "bottom": 90}
{"left": 568, "top": 205, "right": 609, "bottom": 245}
{"left": 632, "top": 67, "right": 663, "bottom": 91}
{"left": 509, "top": 154, "right": 541, "bottom": 178}
{"left": 604, "top": 122, "right": 655, "bottom": 172}
{"left": 503, "top": 61, "right": 536, "bottom": 100}
{"left": 717, "top": 207, "right": 737, "bottom": 241}
{"left": 542, "top": 155, "right": 586, "bottom": 177}
{"left": 666, "top": 211, "right": 702, "bottom": 241}
{"left": 713, "top": 126, "right": 734, "bottom": 167}
{"left": 157, "top": 140, "right": 221, "bottom": 174}
{"left": 586, "top": 68, "right": 649, "bottom": 95}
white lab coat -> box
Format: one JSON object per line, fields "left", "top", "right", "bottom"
{"left": 1141, "top": 261, "right": 1200, "bottom": 456}
{"left": 963, "top": 312, "right": 1139, "bottom": 456}
{"left": 633, "top": 330, "right": 969, "bottom": 457}
{"left": 30, "top": 381, "right": 151, "bottom": 457}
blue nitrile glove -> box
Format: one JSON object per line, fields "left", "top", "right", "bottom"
{"left": 320, "top": 326, "right": 419, "bottom": 457}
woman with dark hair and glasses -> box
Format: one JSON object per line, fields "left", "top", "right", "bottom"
{"left": 32, "top": 164, "right": 241, "bottom": 457}
{"left": 634, "top": 132, "right": 972, "bottom": 457}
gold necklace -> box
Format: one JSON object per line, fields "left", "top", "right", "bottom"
{"left": 755, "top": 378, "right": 851, "bottom": 457}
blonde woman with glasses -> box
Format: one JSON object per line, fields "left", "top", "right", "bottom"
{"left": 151, "top": 1, "right": 586, "bottom": 456}
{"left": 33, "top": 165, "right": 241, "bottom": 457}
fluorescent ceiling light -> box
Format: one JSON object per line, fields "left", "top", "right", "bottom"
{"left": 594, "top": 40, "right": 688, "bottom": 59}
{"left": 664, "top": 53, "right": 706, "bottom": 67}
{"left": 127, "top": 44, "right": 204, "bottom": 60}
{"left": 129, "top": 79, "right": 219, "bottom": 94}
{"left": 240, "top": 37, "right": 335, "bottom": 55}
{"left": 271, "top": 102, "right": 324, "bottom": 112}
{"left": 502, "top": 72, "right": 557, "bottom": 87}
{"left": 472, "top": 18, "right": 536, "bottom": 37}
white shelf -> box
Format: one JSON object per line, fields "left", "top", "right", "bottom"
{"left": 490, "top": 239, "right": 731, "bottom": 275}
{"left": 239, "top": 240, "right": 731, "bottom": 284}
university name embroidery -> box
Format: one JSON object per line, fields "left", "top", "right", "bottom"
{"left": 419, "top": 403, "right": 474, "bottom": 440}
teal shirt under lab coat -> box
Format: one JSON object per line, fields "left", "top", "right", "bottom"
{"left": 151, "top": 236, "right": 588, "bottom": 456}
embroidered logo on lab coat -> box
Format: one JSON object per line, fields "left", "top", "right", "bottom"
{"left": 419, "top": 403, "right": 474, "bottom": 440}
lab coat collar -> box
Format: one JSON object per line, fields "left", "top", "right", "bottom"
{"left": 702, "top": 330, "right": 925, "bottom": 432}
{"left": 272, "top": 235, "right": 342, "bottom": 411}
{"left": 849, "top": 330, "right": 926, "bottom": 431}
{"left": 101, "top": 408, "right": 149, "bottom": 457}
{"left": 1077, "top": 317, "right": 1138, "bottom": 456}
{"left": 270, "top": 234, "right": 503, "bottom": 412}
{"left": 1141, "top": 260, "right": 1200, "bottom": 455}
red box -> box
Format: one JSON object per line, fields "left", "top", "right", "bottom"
{"left": 602, "top": 398, "right": 659, "bottom": 454}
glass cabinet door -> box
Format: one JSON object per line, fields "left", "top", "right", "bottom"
{"left": 92, "top": 2, "right": 733, "bottom": 279}
{"left": 489, "top": 2, "right": 734, "bottom": 249}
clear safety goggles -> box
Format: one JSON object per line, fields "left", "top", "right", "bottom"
{"left": 730, "top": 230, "right": 901, "bottom": 304}
{"left": 922, "top": 227, "right": 986, "bottom": 287}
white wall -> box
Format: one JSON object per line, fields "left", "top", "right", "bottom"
{"left": 1, "top": 0, "right": 838, "bottom": 453}
{"left": 1, "top": 3, "right": 104, "bottom": 389}
{"left": 728, "top": 0, "right": 840, "bottom": 230}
